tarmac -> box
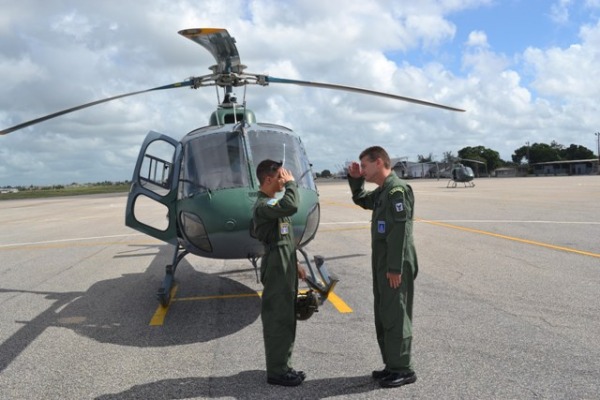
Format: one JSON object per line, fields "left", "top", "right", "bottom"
{"left": 1, "top": 175, "right": 599, "bottom": 399}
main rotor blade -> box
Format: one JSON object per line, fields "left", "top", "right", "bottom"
{"left": 460, "top": 158, "right": 486, "bottom": 164}
{"left": 178, "top": 28, "right": 244, "bottom": 74}
{"left": 266, "top": 76, "right": 465, "bottom": 112}
{"left": 0, "top": 81, "right": 194, "bottom": 135}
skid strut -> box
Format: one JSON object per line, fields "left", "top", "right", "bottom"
{"left": 249, "top": 249, "right": 339, "bottom": 305}
{"left": 156, "top": 244, "right": 189, "bottom": 306}
{"left": 297, "top": 248, "right": 339, "bottom": 305}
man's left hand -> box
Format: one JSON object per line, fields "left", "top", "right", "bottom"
{"left": 386, "top": 272, "right": 402, "bottom": 289}
{"left": 297, "top": 264, "right": 307, "bottom": 281}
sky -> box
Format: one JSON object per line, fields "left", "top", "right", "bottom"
{"left": 1, "top": 0, "right": 600, "bottom": 186}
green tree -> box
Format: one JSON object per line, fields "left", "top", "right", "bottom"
{"left": 457, "top": 145, "right": 502, "bottom": 174}
{"left": 321, "top": 169, "right": 332, "bottom": 178}
{"left": 559, "top": 144, "right": 595, "bottom": 160}
{"left": 512, "top": 146, "right": 529, "bottom": 164}
{"left": 417, "top": 153, "right": 433, "bottom": 163}
{"left": 529, "top": 142, "right": 561, "bottom": 163}
{"left": 442, "top": 151, "right": 457, "bottom": 164}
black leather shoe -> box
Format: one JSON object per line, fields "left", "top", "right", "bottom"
{"left": 267, "top": 370, "right": 304, "bottom": 387}
{"left": 289, "top": 368, "right": 306, "bottom": 381}
{"left": 379, "top": 371, "right": 417, "bottom": 388}
{"left": 371, "top": 368, "right": 391, "bottom": 380}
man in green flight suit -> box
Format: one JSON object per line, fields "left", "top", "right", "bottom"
{"left": 253, "top": 159, "right": 307, "bottom": 387}
{"left": 347, "top": 146, "right": 419, "bottom": 388}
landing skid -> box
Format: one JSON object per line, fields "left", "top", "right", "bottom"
{"left": 156, "top": 244, "right": 189, "bottom": 307}
{"left": 296, "top": 248, "right": 339, "bottom": 305}
{"left": 248, "top": 248, "right": 339, "bottom": 305}
{"left": 156, "top": 245, "right": 338, "bottom": 308}
{"left": 447, "top": 179, "right": 475, "bottom": 188}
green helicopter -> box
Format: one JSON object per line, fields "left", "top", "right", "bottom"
{"left": 1, "top": 28, "right": 464, "bottom": 307}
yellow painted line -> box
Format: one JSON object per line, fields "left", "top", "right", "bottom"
{"left": 149, "top": 288, "right": 353, "bottom": 326}
{"left": 327, "top": 291, "right": 353, "bottom": 313}
{"left": 320, "top": 200, "right": 364, "bottom": 209}
{"left": 419, "top": 219, "right": 600, "bottom": 259}
{"left": 149, "top": 284, "right": 179, "bottom": 326}
{"left": 174, "top": 292, "right": 260, "bottom": 302}
{"left": 319, "top": 226, "right": 369, "bottom": 233}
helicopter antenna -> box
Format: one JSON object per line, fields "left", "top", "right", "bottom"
{"left": 232, "top": 95, "right": 237, "bottom": 124}
{"left": 241, "top": 84, "right": 248, "bottom": 125}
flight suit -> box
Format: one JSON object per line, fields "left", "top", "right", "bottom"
{"left": 252, "top": 181, "right": 300, "bottom": 378}
{"left": 349, "top": 172, "right": 418, "bottom": 373}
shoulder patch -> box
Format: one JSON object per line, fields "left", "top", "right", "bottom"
{"left": 394, "top": 202, "right": 404, "bottom": 212}
{"left": 389, "top": 187, "right": 404, "bottom": 197}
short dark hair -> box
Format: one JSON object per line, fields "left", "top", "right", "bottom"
{"left": 359, "top": 146, "right": 391, "bottom": 168}
{"left": 256, "top": 159, "right": 283, "bottom": 184}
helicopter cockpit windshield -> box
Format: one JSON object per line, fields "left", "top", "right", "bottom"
{"left": 178, "top": 126, "right": 315, "bottom": 197}
{"left": 180, "top": 130, "right": 248, "bottom": 196}
{"left": 248, "top": 127, "right": 316, "bottom": 191}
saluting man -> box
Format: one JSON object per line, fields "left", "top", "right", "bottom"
{"left": 347, "top": 146, "right": 419, "bottom": 388}
{"left": 252, "top": 159, "right": 307, "bottom": 387}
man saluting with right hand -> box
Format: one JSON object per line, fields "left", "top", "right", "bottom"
{"left": 347, "top": 146, "right": 419, "bottom": 389}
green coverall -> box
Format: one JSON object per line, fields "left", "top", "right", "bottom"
{"left": 252, "top": 181, "right": 300, "bottom": 378}
{"left": 349, "top": 172, "right": 418, "bottom": 373}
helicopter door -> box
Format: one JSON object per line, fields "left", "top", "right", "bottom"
{"left": 125, "top": 131, "right": 181, "bottom": 243}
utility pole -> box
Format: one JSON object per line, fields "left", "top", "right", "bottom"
{"left": 525, "top": 141, "right": 530, "bottom": 176}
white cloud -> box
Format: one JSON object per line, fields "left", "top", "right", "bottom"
{"left": 1, "top": 0, "right": 599, "bottom": 186}
{"left": 550, "top": 0, "right": 573, "bottom": 24}
{"left": 466, "top": 31, "right": 489, "bottom": 48}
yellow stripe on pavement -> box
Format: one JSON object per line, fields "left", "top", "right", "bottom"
{"left": 327, "top": 291, "right": 353, "bottom": 313}
{"left": 419, "top": 219, "right": 600, "bottom": 259}
{"left": 149, "top": 285, "right": 179, "bottom": 326}
{"left": 149, "top": 288, "right": 353, "bottom": 326}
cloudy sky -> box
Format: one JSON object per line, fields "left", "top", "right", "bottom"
{"left": 1, "top": 0, "right": 600, "bottom": 186}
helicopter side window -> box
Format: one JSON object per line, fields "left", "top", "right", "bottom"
{"left": 180, "top": 131, "right": 248, "bottom": 195}
{"left": 139, "top": 138, "right": 176, "bottom": 195}
{"left": 247, "top": 129, "right": 316, "bottom": 191}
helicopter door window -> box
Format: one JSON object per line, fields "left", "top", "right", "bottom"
{"left": 247, "top": 129, "right": 316, "bottom": 191}
{"left": 139, "top": 139, "right": 175, "bottom": 195}
{"left": 180, "top": 131, "right": 248, "bottom": 195}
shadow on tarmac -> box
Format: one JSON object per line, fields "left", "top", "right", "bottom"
{"left": 0, "top": 244, "right": 261, "bottom": 372}
{"left": 95, "top": 370, "right": 389, "bottom": 400}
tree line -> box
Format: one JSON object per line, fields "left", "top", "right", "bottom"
{"left": 417, "top": 140, "right": 596, "bottom": 174}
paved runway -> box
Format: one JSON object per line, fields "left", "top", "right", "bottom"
{"left": 1, "top": 176, "right": 599, "bottom": 399}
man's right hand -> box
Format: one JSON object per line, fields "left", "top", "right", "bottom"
{"left": 279, "top": 168, "right": 295, "bottom": 183}
{"left": 348, "top": 162, "right": 362, "bottom": 178}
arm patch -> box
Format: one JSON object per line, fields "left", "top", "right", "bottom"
{"left": 389, "top": 188, "right": 407, "bottom": 222}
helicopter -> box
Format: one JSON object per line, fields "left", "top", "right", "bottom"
{"left": 444, "top": 158, "right": 486, "bottom": 187}
{"left": 1, "top": 28, "right": 465, "bottom": 307}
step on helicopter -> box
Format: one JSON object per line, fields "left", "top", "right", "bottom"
{"left": 1, "top": 28, "right": 465, "bottom": 310}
